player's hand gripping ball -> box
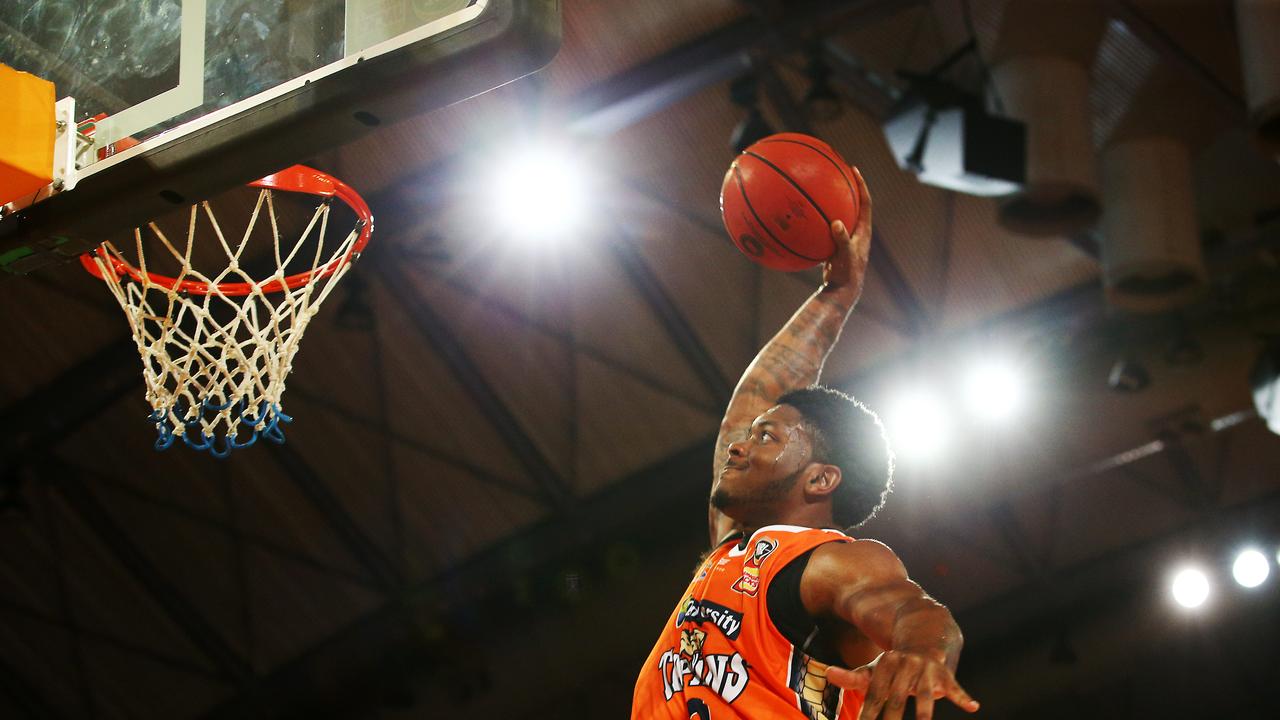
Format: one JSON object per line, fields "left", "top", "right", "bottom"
{"left": 720, "top": 133, "right": 863, "bottom": 271}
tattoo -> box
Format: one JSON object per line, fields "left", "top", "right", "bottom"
{"left": 711, "top": 282, "right": 860, "bottom": 489}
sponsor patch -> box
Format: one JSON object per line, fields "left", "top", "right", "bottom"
{"left": 678, "top": 598, "right": 745, "bottom": 640}
{"left": 731, "top": 537, "right": 777, "bottom": 596}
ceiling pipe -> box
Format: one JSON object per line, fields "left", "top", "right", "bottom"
{"left": 1099, "top": 135, "right": 1207, "bottom": 313}
{"left": 985, "top": 0, "right": 1106, "bottom": 237}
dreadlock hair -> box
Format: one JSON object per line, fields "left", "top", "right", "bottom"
{"left": 776, "top": 385, "right": 894, "bottom": 530}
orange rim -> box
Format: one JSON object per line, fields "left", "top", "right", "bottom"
{"left": 79, "top": 165, "right": 373, "bottom": 296}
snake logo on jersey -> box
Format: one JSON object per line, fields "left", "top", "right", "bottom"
{"left": 657, "top": 628, "right": 752, "bottom": 702}
{"left": 789, "top": 652, "right": 842, "bottom": 720}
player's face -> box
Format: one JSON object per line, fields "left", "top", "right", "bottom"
{"left": 711, "top": 405, "right": 815, "bottom": 520}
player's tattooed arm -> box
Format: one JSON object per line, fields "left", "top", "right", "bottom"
{"left": 709, "top": 168, "right": 873, "bottom": 543}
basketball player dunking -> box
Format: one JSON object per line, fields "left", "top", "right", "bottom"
{"left": 632, "top": 170, "right": 979, "bottom": 720}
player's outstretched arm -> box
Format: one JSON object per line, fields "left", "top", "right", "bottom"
{"left": 709, "top": 168, "right": 873, "bottom": 544}
{"left": 801, "top": 540, "right": 978, "bottom": 720}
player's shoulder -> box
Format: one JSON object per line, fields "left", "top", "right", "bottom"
{"left": 806, "top": 537, "right": 906, "bottom": 581}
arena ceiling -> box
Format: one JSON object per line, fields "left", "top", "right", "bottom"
{"left": 1, "top": 1, "right": 1278, "bottom": 718}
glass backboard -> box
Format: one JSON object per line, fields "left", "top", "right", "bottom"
{"left": 0, "top": 0, "right": 560, "bottom": 274}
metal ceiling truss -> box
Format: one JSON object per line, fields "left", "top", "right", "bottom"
{"left": 69, "top": 463, "right": 382, "bottom": 589}
{"left": 39, "top": 486, "right": 97, "bottom": 717}
{"left": 433, "top": 273, "right": 717, "bottom": 413}
{"left": 289, "top": 383, "right": 550, "bottom": 501}
{"left": 0, "top": 652, "right": 69, "bottom": 720}
{"left": 38, "top": 459, "right": 254, "bottom": 685}
{"left": 0, "top": 594, "right": 222, "bottom": 680}
{"left": 565, "top": 0, "right": 923, "bottom": 136}
{"left": 0, "top": 338, "right": 139, "bottom": 468}
{"left": 205, "top": 435, "right": 716, "bottom": 718}
{"left": 605, "top": 230, "right": 732, "bottom": 406}
{"left": 1104, "top": 0, "right": 1248, "bottom": 123}
{"left": 265, "top": 442, "right": 404, "bottom": 593}
{"left": 370, "top": 248, "right": 575, "bottom": 511}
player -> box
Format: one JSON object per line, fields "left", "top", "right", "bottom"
{"left": 632, "top": 168, "right": 979, "bottom": 720}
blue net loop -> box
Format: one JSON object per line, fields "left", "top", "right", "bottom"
{"left": 150, "top": 401, "right": 293, "bottom": 458}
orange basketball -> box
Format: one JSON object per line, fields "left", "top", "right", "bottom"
{"left": 719, "top": 133, "right": 862, "bottom": 271}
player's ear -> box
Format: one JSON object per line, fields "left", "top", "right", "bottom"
{"left": 805, "top": 463, "right": 841, "bottom": 498}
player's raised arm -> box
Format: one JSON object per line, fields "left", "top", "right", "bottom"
{"left": 709, "top": 168, "right": 873, "bottom": 544}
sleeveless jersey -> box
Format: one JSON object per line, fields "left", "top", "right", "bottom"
{"left": 632, "top": 525, "right": 863, "bottom": 720}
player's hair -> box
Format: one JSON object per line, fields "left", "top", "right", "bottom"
{"left": 777, "top": 385, "right": 894, "bottom": 530}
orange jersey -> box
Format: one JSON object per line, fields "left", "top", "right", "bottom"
{"left": 632, "top": 525, "right": 863, "bottom": 720}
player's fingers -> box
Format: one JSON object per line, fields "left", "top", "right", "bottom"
{"left": 914, "top": 694, "right": 936, "bottom": 720}
{"left": 858, "top": 663, "right": 896, "bottom": 720}
{"left": 881, "top": 661, "right": 923, "bottom": 720}
{"left": 825, "top": 665, "right": 872, "bottom": 693}
{"left": 943, "top": 678, "right": 980, "bottom": 713}
{"left": 831, "top": 219, "right": 849, "bottom": 242}
{"left": 850, "top": 165, "right": 872, "bottom": 228}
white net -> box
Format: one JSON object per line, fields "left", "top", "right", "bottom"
{"left": 85, "top": 187, "right": 364, "bottom": 457}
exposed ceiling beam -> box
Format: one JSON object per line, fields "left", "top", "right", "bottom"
{"left": 0, "top": 594, "right": 223, "bottom": 681}
{"left": 204, "top": 434, "right": 715, "bottom": 719}
{"left": 756, "top": 61, "right": 817, "bottom": 135}
{"left": 41, "top": 461, "right": 253, "bottom": 685}
{"left": 0, "top": 652, "right": 69, "bottom": 720}
{"left": 0, "top": 338, "right": 139, "bottom": 468}
{"left": 868, "top": 228, "right": 931, "bottom": 335}
{"left": 369, "top": 248, "right": 574, "bottom": 510}
{"left": 564, "top": 0, "right": 921, "bottom": 136}
{"left": 266, "top": 442, "right": 403, "bottom": 593}
{"left": 1105, "top": 0, "right": 1248, "bottom": 123}
{"left": 958, "top": 489, "right": 1280, "bottom": 718}
{"left": 606, "top": 232, "right": 732, "bottom": 406}
{"left": 820, "top": 37, "right": 900, "bottom": 120}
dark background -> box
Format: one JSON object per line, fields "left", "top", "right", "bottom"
{"left": 2, "top": 1, "right": 1279, "bottom": 718}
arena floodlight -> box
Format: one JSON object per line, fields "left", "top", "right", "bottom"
{"left": 494, "top": 143, "right": 586, "bottom": 240}
{"left": 1171, "top": 567, "right": 1211, "bottom": 609}
{"left": 1232, "top": 548, "right": 1270, "bottom": 588}
{"left": 962, "top": 356, "right": 1028, "bottom": 423}
{"left": 886, "top": 387, "right": 950, "bottom": 464}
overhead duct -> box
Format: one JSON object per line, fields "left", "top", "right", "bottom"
{"left": 987, "top": 0, "right": 1105, "bottom": 236}
{"left": 1234, "top": 0, "right": 1280, "bottom": 155}
{"left": 1099, "top": 135, "right": 1206, "bottom": 313}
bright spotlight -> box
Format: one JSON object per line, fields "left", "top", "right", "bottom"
{"left": 1171, "top": 567, "right": 1211, "bottom": 609}
{"left": 962, "top": 357, "right": 1027, "bottom": 422}
{"left": 494, "top": 144, "right": 586, "bottom": 240}
{"left": 887, "top": 388, "right": 950, "bottom": 462}
{"left": 1232, "top": 549, "right": 1270, "bottom": 588}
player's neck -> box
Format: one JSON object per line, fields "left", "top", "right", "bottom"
{"left": 739, "top": 505, "right": 835, "bottom": 541}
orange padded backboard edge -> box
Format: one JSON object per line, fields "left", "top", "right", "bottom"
{"left": 0, "top": 63, "right": 55, "bottom": 206}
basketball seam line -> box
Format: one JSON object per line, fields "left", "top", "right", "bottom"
{"left": 754, "top": 139, "right": 858, "bottom": 209}
{"left": 733, "top": 165, "right": 816, "bottom": 264}
{"left": 743, "top": 151, "right": 833, "bottom": 262}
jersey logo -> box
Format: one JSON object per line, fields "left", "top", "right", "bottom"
{"left": 657, "top": 628, "right": 752, "bottom": 703}
{"left": 788, "top": 651, "right": 844, "bottom": 720}
{"left": 677, "top": 597, "right": 744, "bottom": 640}
{"left": 731, "top": 537, "right": 778, "bottom": 596}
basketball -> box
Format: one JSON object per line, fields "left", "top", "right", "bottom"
{"left": 719, "top": 133, "right": 863, "bottom": 271}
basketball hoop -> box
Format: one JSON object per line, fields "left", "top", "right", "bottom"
{"left": 80, "top": 165, "right": 372, "bottom": 457}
